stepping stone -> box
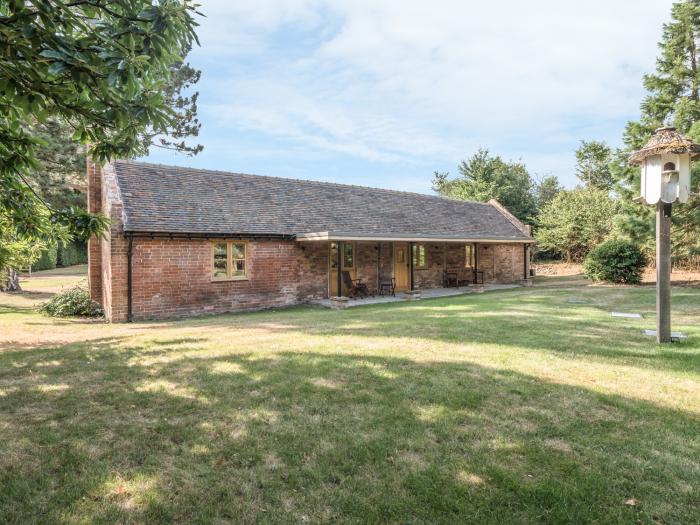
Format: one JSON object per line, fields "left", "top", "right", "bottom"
{"left": 567, "top": 299, "right": 587, "bottom": 304}
{"left": 643, "top": 330, "right": 688, "bottom": 340}
{"left": 611, "top": 312, "right": 643, "bottom": 319}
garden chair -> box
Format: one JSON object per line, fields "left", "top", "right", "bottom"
{"left": 342, "top": 271, "right": 370, "bottom": 298}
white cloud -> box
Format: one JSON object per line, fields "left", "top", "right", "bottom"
{"left": 185, "top": 0, "right": 674, "bottom": 186}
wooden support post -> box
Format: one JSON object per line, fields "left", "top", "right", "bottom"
{"left": 409, "top": 241, "right": 414, "bottom": 290}
{"left": 656, "top": 202, "right": 672, "bottom": 343}
{"left": 337, "top": 241, "right": 343, "bottom": 298}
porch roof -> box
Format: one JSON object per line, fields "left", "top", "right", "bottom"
{"left": 111, "top": 160, "right": 533, "bottom": 242}
{"left": 297, "top": 231, "right": 534, "bottom": 243}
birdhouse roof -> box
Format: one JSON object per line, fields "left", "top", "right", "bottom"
{"left": 629, "top": 126, "right": 700, "bottom": 166}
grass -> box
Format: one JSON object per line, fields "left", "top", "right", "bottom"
{"left": 1, "top": 268, "right": 699, "bottom": 524}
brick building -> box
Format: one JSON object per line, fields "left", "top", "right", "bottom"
{"left": 88, "top": 160, "right": 534, "bottom": 321}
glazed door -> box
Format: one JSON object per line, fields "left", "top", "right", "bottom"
{"left": 393, "top": 242, "right": 409, "bottom": 291}
{"left": 329, "top": 242, "right": 356, "bottom": 296}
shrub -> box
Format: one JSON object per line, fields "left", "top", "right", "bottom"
{"left": 31, "top": 244, "right": 58, "bottom": 271}
{"left": 584, "top": 239, "right": 647, "bottom": 284}
{"left": 39, "top": 286, "right": 103, "bottom": 318}
{"left": 57, "top": 240, "right": 88, "bottom": 267}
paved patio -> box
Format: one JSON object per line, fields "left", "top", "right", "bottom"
{"left": 314, "top": 284, "right": 520, "bottom": 308}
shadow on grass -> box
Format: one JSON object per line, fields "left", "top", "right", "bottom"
{"left": 177, "top": 286, "right": 700, "bottom": 374}
{"left": 0, "top": 336, "right": 698, "bottom": 524}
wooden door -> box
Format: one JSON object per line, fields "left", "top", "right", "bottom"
{"left": 394, "top": 242, "right": 409, "bottom": 291}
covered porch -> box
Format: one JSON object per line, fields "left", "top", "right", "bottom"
{"left": 298, "top": 232, "right": 534, "bottom": 300}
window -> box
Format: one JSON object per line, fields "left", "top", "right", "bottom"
{"left": 663, "top": 161, "right": 677, "bottom": 172}
{"left": 412, "top": 243, "right": 426, "bottom": 269}
{"left": 211, "top": 241, "right": 247, "bottom": 281}
{"left": 465, "top": 245, "right": 474, "bottom": 268}
{"left": 342, "top": 242, "right": 355, "bottom": 270}
{"left": 330, "top": 242, "right": 339, "bottom": 270}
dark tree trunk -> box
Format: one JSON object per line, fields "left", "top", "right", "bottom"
{"left": 2, "top": 268, "right": 21, "bottom": 292}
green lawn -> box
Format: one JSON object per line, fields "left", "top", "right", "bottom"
{"left": 1, "top": 268, "right": 699, "bottom": 524}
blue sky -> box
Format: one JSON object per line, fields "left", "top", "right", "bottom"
{"left": 143, "top": 0, "right": 674, "bottom": 193}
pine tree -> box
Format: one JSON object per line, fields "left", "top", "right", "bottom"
{"left": 615, "top": 0, "right": 700, "bottom": 264}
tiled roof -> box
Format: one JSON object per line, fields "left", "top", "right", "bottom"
{"left": 112, "top": 160, "right": 532, "bottom": 241}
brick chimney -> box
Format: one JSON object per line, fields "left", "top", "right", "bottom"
{"left": 86, "top": 157, "right": 103, "bottom": 302}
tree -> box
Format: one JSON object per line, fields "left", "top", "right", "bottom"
{"left": 0, "top": 1, "right": 200, "bottom": 286}
{"left": 575, "top": 140, "right": 614, "bottom": 191}
{"left": 432, "top": 149, "right": 538, "bottom": 223}
{"left": 535, "top": 187, "right": 619, "bottom": 263}
{"left": 533, "top": 174, "right": 563, "bottom": 211}
{"left": 613, "top": 0, "right": 700, "bottom": 264}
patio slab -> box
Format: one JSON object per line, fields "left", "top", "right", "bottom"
{"left": 314, "top": 284, "right": 519, "bottom": 309}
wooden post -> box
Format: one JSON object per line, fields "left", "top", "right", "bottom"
{"left": 337, "top": 241, "right": 342, "bottom": 298}
{"left": 409, "top": 241, "right": 414, "bottom": 290}
{"left": 656, "top": 203, "right": 672, "bottom": 343}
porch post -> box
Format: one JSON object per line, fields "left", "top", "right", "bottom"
{"left": 337, "top": 241, "right": 342, "bottom": 297}
{"left": 409, "top": 241, "right": 414, "bottom": 290}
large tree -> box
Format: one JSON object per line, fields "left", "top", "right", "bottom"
{"left": 533, "top": 174, "right": 563, "bottom": 211}
{"left": 613, "top": 0, "right": 700, "bottom": 264}
{"left": 535, "top": 187, "right": 619, "bottom": 263}
{"left": 575, "top": 140, "right": 614, "bottom": 191}
{"left": 0, "top": 0, "right": 200, "bottom": 288}
{"left": 433, "top": 149, "right": 538, "bottom": 223}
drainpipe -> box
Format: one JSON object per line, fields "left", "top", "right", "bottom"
{"left": 127, "top": 233, "right": 133, "bottom": 323}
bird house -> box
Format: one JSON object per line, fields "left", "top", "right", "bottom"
{"left": 629, "top": 126, "right": 699, "bottom": 205}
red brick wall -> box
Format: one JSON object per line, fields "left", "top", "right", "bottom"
{"left": 477, "top": 243, "right": 525, "bottom": 283}
{"left": 126, "top": 239, "right": 328, "bottom": 321}
{"left": 355, "top": 242, "right": 380, "bottom": 294}
{"left": 86, "top": 159, "right": 103, "bottom": 303}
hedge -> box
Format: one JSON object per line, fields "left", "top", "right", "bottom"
{"left": 31, "top": 244, "right": 58, "bottom": 271}
{"left": 57, "top": 240, "right": 88, "bottom": 267}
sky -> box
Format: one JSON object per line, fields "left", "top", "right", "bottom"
{"left": 143, "top": 0, "right": 675, "bottom": 193}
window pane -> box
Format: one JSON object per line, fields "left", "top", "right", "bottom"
{"left": 232, "top": 243, "right": 245, "bottom": 259}
{"left": 465, "top": 245, "right": 473, "bottom": 267}
{"left": 413, "top": 245, "right": 426, "bottom": 268}
{"left": 330, "top": 242, "right": 338, "bottom": 269}
{"left": 232, "top": 259, "right": 245, "bottom": 277}
{"left": 343, "top": 243, "right": 354, "bottom": 268}
{"left": 213, "top": 243, "right": 228, "bottom": 277}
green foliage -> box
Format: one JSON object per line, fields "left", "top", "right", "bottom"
{"left": 584, "top": 239, "right": 647, "bottom": 284}
{"left": 432, "top": 149, "right": 538, "bottom": 224}
{"left": 57, "top": 240, "right": 87, "bottom": 267}
{"left": 39, "top": 286, "right": 103, "bottom": 318}
{"left": 533, "top": 174, "right": 563, "bottom": 211}
{"left": 535, "top": 187, "right": 619, "bottom": 262}
{"left": 575, "top": 140, "right": 614, "bottom": 191}
{"left": 0, "top": 0, "right": 201, "bottom": 273}
{"left": 612, "top": 0, "right": 700, "bottom": 264}
{"left": 31, "top": 244, "right": 57, "bottom": 272}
